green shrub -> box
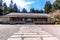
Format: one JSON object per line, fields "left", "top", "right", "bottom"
{"left": 55, "top": 21, "right": 60, "bottom": 25}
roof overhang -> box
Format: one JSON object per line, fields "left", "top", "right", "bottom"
{"left": 3, "top": 13, "right": 50, "bottom": 18}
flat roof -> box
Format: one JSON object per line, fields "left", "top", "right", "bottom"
{"left": 3, "top": 13, "right": 49, "bottom": 18}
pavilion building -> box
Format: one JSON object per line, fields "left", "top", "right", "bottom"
{"left": 1, "top": 13, "right": 55, "bottom": 24}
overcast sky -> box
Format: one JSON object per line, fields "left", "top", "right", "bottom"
{"left": 3, "top": 0, "right": 55, "bottom": 11}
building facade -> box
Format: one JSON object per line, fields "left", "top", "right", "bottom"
{"left": 2, "top": 13, "right": 54, "bottom": 24}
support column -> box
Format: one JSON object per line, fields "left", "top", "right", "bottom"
{"left": 37, "top": 18, "right": 38, "bottom": 22}
{"left": 24, "top": 18, "right": 27, "bottom": 23}
{"left": 33, "top": 18, "right": 38, "bottom": 24}
{"left": 32, "top": 18, "right": 34, "bottom": 24}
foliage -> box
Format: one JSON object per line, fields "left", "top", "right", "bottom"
{"left": 21, "top": 8, "right": 27, "bottom": 13}
{"left": 44, "top": 1, "right": 52, "bottom": 13}
{"left": 3, "top": 2, "right": 8, "bottom": 15}
{"left": 0, "top": 0, "right": 3, "bottom": 15}
{"left": 52, "top": 0, "right": 60, "bottom": 11}
{"left": 35, "top": 10, "right": 44, "bottom": 13}
{"left": 13, "top": 3, "right": 19, "bottom": 12}
{"left": 56, "top": 0, "right": 60, "bottom": 9}
{"left": 39, "top": 10, "right": 44, "bottom": 13}
{"left": 9, "top": 0, "right": 14, "bottom": 12}
{"left": 35, "top": 10, "right": 40, "bottom": 13}
{"left": 29, "top": 8, "right": 35, "bottom": 13}
{"left": 0, "top": 0, "right": 3, "bottom": 6}
{"left": 55, "top": 21, "right": 60, "bottom": 25}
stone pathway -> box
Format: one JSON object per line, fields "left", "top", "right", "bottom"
{"left": 7, "top": 25, "right": 59, "bottom": 40}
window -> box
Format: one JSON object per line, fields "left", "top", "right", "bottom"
{"left": 10, "top": 17, "right": 21, "bottom": 21}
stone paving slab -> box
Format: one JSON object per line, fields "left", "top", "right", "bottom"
{"left": 24, "top": 38, "right": 41, "bottom": 40}
{"left": 39, "top": 34, "right": 53, "bottom": 37}
{"left": 43, "top": 37, "right": 59, "bottom": 40}
{"left": 13, "top": 32, "right": 37, "bottom": 35}
{"left": 21, "top": 35, "right": 40, "bottom": 38}
{"left": 10, "top": 34, "right": 53, "bottom": 38}
{"left": 7, "top": 38, "right": 21, "bottom": 40}
{"left": 38, "top": 31, "right": 50, "bottom": 34}
{"left": 7, "top": 25, "right": 59, "bottom": 40}
{"left": 11, "top": 35, "right": 22, "bottom": 38}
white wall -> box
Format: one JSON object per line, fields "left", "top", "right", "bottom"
{"left": 0, "top": 17, "right": 10, "bottom": 23}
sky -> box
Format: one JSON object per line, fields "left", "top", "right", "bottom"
{"left": 3, "top": 0, "right": 55, "bottom": 11}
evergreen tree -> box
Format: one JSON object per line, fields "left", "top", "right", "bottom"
{"left": 22, "top": 8, "right": 27, "bottom": 13}
{"left": 0, "top": 0, "right": 3, "bottom": 6}
{"left": 3, "top": 2, "right": 8, "bottom": 15}
{"left": 0, "top": 0, "right": 3, "bottom": 15}
{"left": 35, "top": 10, "right": 44, "bottom": 13}
{"left": 9, "top": 0, "right": 14, "bottom": 12}
{"left": 35, "top": 10, "right": 40, "bottom": 13}
{"left": 56, "top": 0, "right": 60, "bottom": 9}
{"left": 44, "top": 1, "right": 52, "bottom": 13}
{"left": 40, "top": 10, "right": 44, "bottom": 13}
{"left": 52, "top": 0, "right": 60, "bottom": 10}
{"left": 29, "top": 8, "right": 35, "bottom": 13}
{"left": 13, "top": 3, "right": 18, "bottom": 12}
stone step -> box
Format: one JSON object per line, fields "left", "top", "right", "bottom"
{"left": 13, "top": 32, "right": 52, "bottom": 36}
{"left": 10, "top": 34, "right": 53, "bottom": 38}
{"left": 43, "top": 37, "right": 59, "bottom": 40}
{"left": 38, "top": 31, "right": 50, "bottom": 35}
{"left": 13, "top": 32, "right": 37, "bottom": 35}
{"left": 10, "top": 35, "right": 22, "bottom": 38}
{"left": 21, "top": 35, "right": 40, "bottom": 38}
{"left": 7, "top": 37, "right": 59, "bottom": 40}
{"left": 17, "top": 28, "right": 44, "bottom": 33}
{"left": 24, "top": 38, "right": 41, "bottom": 40}
{"left": 7, "top": 38, "right": 21, "bottom": 40}
{"left": 13, "top": 31, "right": 50, "bottom": 35}
{"left": 7, "top": 38, "right": 41, "bottom": 40}
{"left": 17, "top": 29, "right": 44, "bottom": 33}
{"left": 10, "top": 35, "right": 40, "bottom": 38}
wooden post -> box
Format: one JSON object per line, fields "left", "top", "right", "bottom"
{"left": 32, "top": 18, "right": 34, "bottom": 24}
{"left": 24, "top": 18, "right": 26, "bottom": 23}
{"left": 37, "top": 18, "right": 38, "bottom": 22}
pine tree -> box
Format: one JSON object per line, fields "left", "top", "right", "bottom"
{"left": 0, "top": 0, "right": 3, "bottom": 6}
{"left": 0, "top": 0, "right": 3, "bottom": 15}
{"left": 3, "top": 2, "right": 8, "bottom": 15}
{"left": 44, "top": 1, "right": 52, "bottom": 13}
{"left": 40, "top": 10, "right": 44, "bottom": 13}
{"left": 29, "top": 8, "right": 35, "bottom": 13}
{"left": 35, "top": 10, "right": 40, "bottom": 13}
{"left": 22, "top": 8, "right": 27, "bottom": 13}
{"left": 9, "top": 0, "right": 14, "bottom": 12}
{"left": 13, "top": 3, "right": 18, "bottom": 12}
{"left": 52, "top": 0, "right": 60, "bottom": 10}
